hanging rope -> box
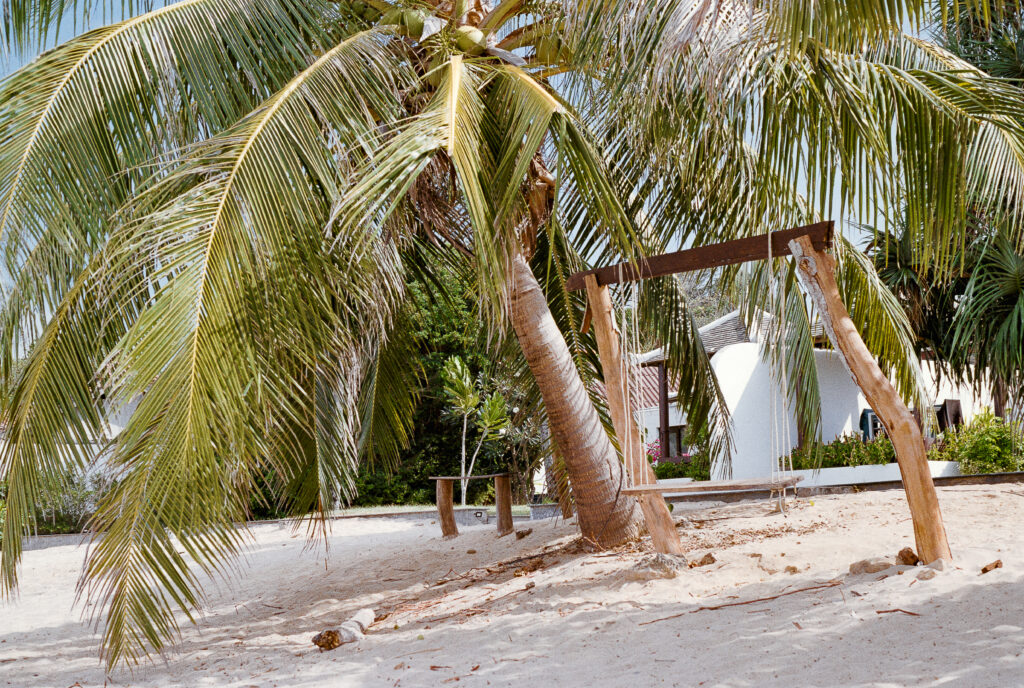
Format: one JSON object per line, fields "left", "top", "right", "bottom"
{"left": 612, "top": 281, "right": 638, "bottom": 488}
{"left": 768, "top": 231, "right": 794, "bottom": 514}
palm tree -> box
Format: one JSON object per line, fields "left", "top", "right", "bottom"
{"left": 870, "top": 216, "right": 975, "bottom": 369}
{"left": 951, "top": 232, "right": 1024, "bottom": 412}
{"left": 0, "top": 0, "right": 1022, "bottom": 667}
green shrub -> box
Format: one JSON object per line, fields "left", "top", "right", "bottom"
{"left": 931, "top": 411, "right": 1024, "bottom": 474}
{"left": 34, "top": 472, "right": 114, "bottom": 536}
{"left": 789, "top": 433, "right": 896, "bottom": 470}
{"left": 653, "top": 454, "right": 711, "bottom": 481}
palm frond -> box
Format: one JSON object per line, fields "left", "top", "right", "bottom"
{"left": 0, "top": 263, "right": 123, "bottom": 592}
{"left": 951, "top": 232, "right": 1024, "bottom": 394}
{"left": 833, "top": 236, "right": 931, "bottom": 409}
{"left": 77, "top": 29, "right": 410, "bottom": 667}
{"left": 0, "top": 0, "right": 329, "bottom": 381}
{"left": 744, "top": 260, "right": 824, "bottom": 461}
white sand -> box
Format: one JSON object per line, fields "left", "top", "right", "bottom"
{"left": 3, "top": 484, "right": 1024, "bottom": 687}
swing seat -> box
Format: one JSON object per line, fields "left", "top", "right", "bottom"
{"left": 621, "top": 476, "right": 802, "bottom": 496}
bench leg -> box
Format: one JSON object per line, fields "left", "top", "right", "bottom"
{"left": 495, "top": 475, "right": 514, "bottom": 537}
{"left": 436, "top": 479, "right": 459, "bottom": 539}
{"left": 638, "top": 494, "right": 684, "bottom": 555}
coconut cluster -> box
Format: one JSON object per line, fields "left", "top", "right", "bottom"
{"left": 380, "top": 7, "right": 429, "bottom": 38}
{"left": 366, "top": 2, "right": 489, "bottom": 56}
{"left": 337, "top": 0, "right": 382, "bottom": 22}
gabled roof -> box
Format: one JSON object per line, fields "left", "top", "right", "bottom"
{"left": 699, "top": 309, "right": 755, "bottom": 355}
{"left": 633, "top": 309, "right": 756, "bottom": 365}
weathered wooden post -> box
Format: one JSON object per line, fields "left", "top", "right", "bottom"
{"left": 583, "top": 274, "right": 684, "bottom": 555}
{"left": 495, "top": 474, "right": 514, "bottom": 537}
{"left": 789, "top": 235, "right": 952, "bottom": 564}
{"left": 435, "top": 478, "right": 459, "bottom": 539}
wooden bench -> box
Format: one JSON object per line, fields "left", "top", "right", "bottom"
{"left": 430, "top": 473, "right": 514, "bottom": 539}
{"left": 623, "top": 476, "right": 802, "bottom": 514}
{"left": 621, "top": 476, "right": 802, "bottom": 497}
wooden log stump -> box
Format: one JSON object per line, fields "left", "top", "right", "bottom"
{"left": 435, "top": 478, "right": 459, "bottom": 539}
{"left": 583, "top": 275, "right": 684, "bottom": 555}
{"left": 495, "top": 474, "right": 514, "bottom": 537}
{"left": 789, "top": 235, "right": 951, "bottom": 564}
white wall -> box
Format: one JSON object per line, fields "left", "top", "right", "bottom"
{"left": 815, "top": 350, "right": 867, "bottom": 441}
{"left": 708, "top": 343, "right": 797, "bottom": 479}
{"left": 922, "top": 360, "right": 995, "bottom": 423}
{"left": 637, "top": 404, "right": 686, "bottom": 448}
{"left": 706, "top": 344, "right": 879, "bottom": 480}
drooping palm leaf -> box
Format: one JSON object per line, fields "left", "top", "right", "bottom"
{"left": 76, "top": 29, "right": 410, "bottom": 667}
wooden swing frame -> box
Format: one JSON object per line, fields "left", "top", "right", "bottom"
{"left": 568, "top": 221, "right": 952, "bottom": 564}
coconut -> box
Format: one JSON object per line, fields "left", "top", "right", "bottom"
{"left": 425, "top": 54, "right": 447, "bottom": 88}
{"left": 361, "top": 4, "right": 381, "bottom": 20}
{"left": 455, "top": 25, "right": 486, "bottom": 55}
{"left": 380, "top": 8, "right": 403, "bottom": 25}
{"left": 402, "top": 9, "right": 426, "bottom": 39}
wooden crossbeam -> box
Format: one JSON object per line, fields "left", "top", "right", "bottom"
{"left": 565, "top": 222, "right": 833, "bottom": 291}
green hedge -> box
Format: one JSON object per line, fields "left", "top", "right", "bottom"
{"left": 789, "top": 411, "right": 1023, "bottom": 474}
{"left": 930, "top": 411, "right": 1024, "bottom": 474}
{"left": 651, "top": 454, "right": 711, "bottom": 481}
{"left": 789, "top": 433, "right": 896, "bottom": 470}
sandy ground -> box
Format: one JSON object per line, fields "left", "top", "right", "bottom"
{"left": 2, "top": 484, "right": 1024, "bottom": 688}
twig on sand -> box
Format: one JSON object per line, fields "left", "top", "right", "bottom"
{"left": 390, "top": 647, "right": 443, "bottom": 659}
{"left": 422, "top": 586, "right": 530, "bottom": 624}
{"left": 639, "top": 580, "right": 842, "bottom": 625}
{"left": 876, "top": 608, "right": 920, "bottom": 616}
{"left": 432, "top": 548, "right": 560, "bottom": 586}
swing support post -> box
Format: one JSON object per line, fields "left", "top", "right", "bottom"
{"left": 583, "top": 274, "right": 684, "bottom": 555}
{"left": 788, "top": 235, "right": 951, "bottom": 564}
{"left": 569, "top": 222, "right": 951, "bottom": 564}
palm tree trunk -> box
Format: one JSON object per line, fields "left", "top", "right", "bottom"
{"left": 993, "top": 378, "right": 1008, "bottom": 419}
{"left": 509, "top": 253, "right": 643, "bottom": 546}
{"left": 460, "top": 414, "right": 468, "bottom": 506}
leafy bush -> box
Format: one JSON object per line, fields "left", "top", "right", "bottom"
{"left": 789, "top": 433, "right": 896, "bottom": 470}
{"left": 788, "top": 412, "right": 1024, "bottom": 475}
{"left": 652, "top": 453, "right": 711, "bottom": 481}
{"left": 34, "top": 472, "right": 115, "bottom": 536}
{"left": 931, "top": 411, "right": 1024, "bottom": 474}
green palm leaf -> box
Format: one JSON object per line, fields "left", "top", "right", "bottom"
{"left": 76, "top": 29, "right": 410, "bottom": 667}
{"left": 0, "top": 0, "right": 328, "bottom": 381}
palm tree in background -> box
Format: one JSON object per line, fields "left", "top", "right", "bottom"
{"left": 0, "top": 0, "right": 1022, "bottom": 667}
{"left": 951, "top": 232, "right": 1024, "bottom": 413}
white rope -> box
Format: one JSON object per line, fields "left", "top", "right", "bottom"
{"left": 768, "top": 232, "right": 793, "bottom": 513}
{"left": 613, "top": 281, "right": 639, "bottom": 488}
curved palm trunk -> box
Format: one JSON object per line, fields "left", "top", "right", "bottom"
{"left": 509, "top": 253, "right": 643, "bottom": 546}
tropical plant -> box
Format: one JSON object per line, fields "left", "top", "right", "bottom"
{"left": 790, "top": 433, "right": 897, "bottom": 471}
{"left": 869, "top": 216, "right": 975, "bottom": 368}
{"left": 0, "top": 0, "right": 1021, "bottom": 669}
{"left": 0, "top": 482, "right": 6, "bottom": 546}
{"left": 950, "top": 232, "right": 1024, "bottom": 403}
{"left": 441, "top": 355, "right": 509, "bottom": 505}
{"left": 931, "top": 410, "right": 1024, "bottom": 473}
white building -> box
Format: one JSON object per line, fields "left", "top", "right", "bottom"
{"left": 636, "top": 309, "right": 995, "bottom": 480}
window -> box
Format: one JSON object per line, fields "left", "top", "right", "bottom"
{"left": 666, "top": 425, "right": 687, "bottom": 459}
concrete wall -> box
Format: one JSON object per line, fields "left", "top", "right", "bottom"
{"left": 790, "top": 460, "right": 962, "bottom": 488}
